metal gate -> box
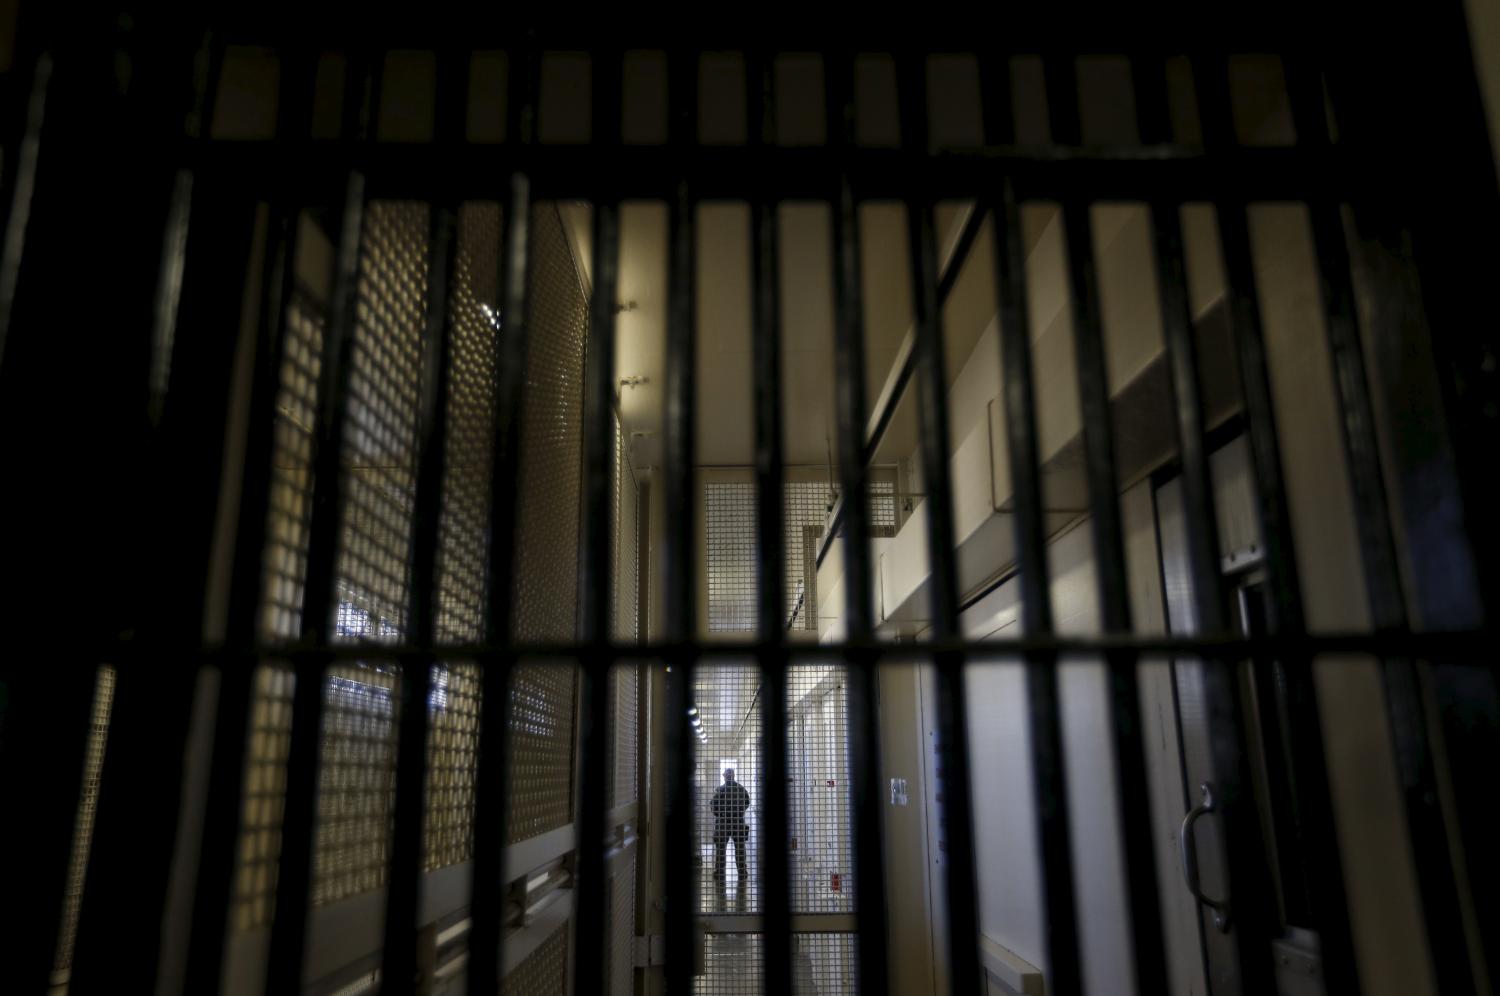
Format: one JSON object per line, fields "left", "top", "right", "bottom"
{"left": 2, "top": 8, "right": 1498, "bottom": 996}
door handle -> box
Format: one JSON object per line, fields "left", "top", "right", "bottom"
{"left": 1179, "top": 782, "right": 1232, "bottom": 932}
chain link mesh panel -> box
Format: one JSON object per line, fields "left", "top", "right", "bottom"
{"left": 233, "top": 663, "right": 294, "bottom": 930}
{"left": 606, "top": 851, "right": 638, "bottom": 996}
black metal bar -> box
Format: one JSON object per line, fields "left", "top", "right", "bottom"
{"left": 264, "top": 50, "right": 379, "bottom": 996}
{"left": 661, "top": 46, "right": 699, "bottom": 996}
{"left": 379, "top": 49, "right": 469, "bottom": 995}
{"left": 1185, "top": 53, "right": 1317, "bottom": 995}
{"left": 0, "top": 48, "right": 50, "bottom": 367}
{"left": 896, "top": 51, "right": 983, "bottom": 996}
{"left": 1282, "top": 54, "right": 1475, "bottom": 992}
{"left": 181, "top": 46, "right": 317, "bottom": 995}
{"left": 572, "top": 44, "right": 623, "bottom": 996}
{"left": 466, "top": 34, "right": 539, "bottom": 996}
{"left": 826, "top": 49, "right": 890, "bottom": 996}
{"left": 748, "top": 47, "right": 795, "bottom": 996}
{"left": 68, "top": 23, "right": 234, "bottom": 995}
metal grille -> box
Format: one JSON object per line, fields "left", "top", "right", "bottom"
{"left": 696, "top": 661, "right": 761, "bottom": 912}
{"left": 507, "top": 662, "right": 577, "bottom": 843}
{"left": 788, "top": 664, "right": 853, "bottom": 912}
{"left": 606, "top": 852, "right": 637, "bottom": 996}
{"left": 696, "top": 933, "right": 858, "bottom": 995}
{"left": 511, "top": 203, "right": 587, "bottom": 643}
{"left": 232, "top": 663, "right": 295, "bottom": 930}
{"left": 709, "top": 476, "right": 896, "bottom": 633}
{"left": 434, "top": 203, "right": 502, "bottom": 645}
{"left": 332, "top": 199, "right": 427, "bottom": 645}
{"left": 423, "top": 661, "right": 481, "bottom": 870}
{"left": 504, "top": 920, "right": 569, "bottom": 996}
{"left": 51, "top": 666, "right": 115, "bottom": 977}
{"left": 259, "top": 286, "right": 324, "bottom": 640}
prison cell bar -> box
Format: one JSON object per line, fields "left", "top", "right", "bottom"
{"left": 661, "top": 45, "right": 701, "bottom": 996}
{"left": 68, "top": 25, "right": 237, "bottom": 994}
{"left": 466, "top": 33, "right": 539, "bottom": 996}
{"left": 571, "top": 43, "right": 624, "bottom": 996}
{"left": 748, "top": 47, "right": 797, "bottom": 996}
{"left": 263, "top": 50, "right": 380, "bottom": 996}
{"left": 825, "top": 50, "right": 895, "bottom": 996}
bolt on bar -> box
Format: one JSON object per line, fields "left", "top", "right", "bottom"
{"left": 264, "top": 50, "right": 380, "bottom": 996}
{"left": 379, "top": 49, "right": 470, "bottom": 996}
{"left": 467, "top": 33, "right": 539, "bottom": 996}
{"left": 661, "top": 46, "right": 700, "bottom": 996}
{"left": 571, "top": 44, "right": 624, "bottom": 996}
{"left": 748, "top": 47, "right": 796, "bottom": 996}
{"left": 895, "top": 51, "right": 984, "bottom": 996}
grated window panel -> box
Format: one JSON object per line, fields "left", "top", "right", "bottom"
{"left": 312, "top": 662, "right": 399, "bottom": 906}
{"left": 232, "top": 663, "right": 295, "bottom": 930}
{"left": 696, "top": 661, "right": 761, "bottom": 913}
{"left": 788, "top": 664, "right": 854, "bottom": 913}
{"left": 706, "top": 476, "right": 894, "bottom": 635}
{"left": 434, "top": 203, "right": 502, "bottom": 646}
{"left": 511, "top": 204, "right": 587, "bottom": 644}
{"left": 695, "top": 933, "right": 858, "bottom": 995}
{"left": 423, "top": 203, "right": 503, "bottom": 869}
{"left": 503, "top": 919, "right": 569, "bottom": 996}
{"left": 610, "top": 662, "right": 639, "bottom": 812}
{"left": 423, "top": 661, "right": 481, "bottom": 870}
{"left": 52, "top": 666, "right": 116, "bottom": 978}
{"left": 259, "top": 286, "right": 324, "bottom": 641}
{"left": 508, "top": 662, "right": 578, "bottom": 843}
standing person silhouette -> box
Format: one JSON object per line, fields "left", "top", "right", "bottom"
{"left": 711, "top": 767, "right": 751, "bottom": 882}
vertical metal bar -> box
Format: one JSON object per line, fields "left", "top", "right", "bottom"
{"left": 661, "top": 46, "right": 699, "bottom": 996}
{"left": 379, "top": 49, "right": 470, "bottom": 996}
{"left": 182, "top": 47, "right": 317, "bottom": 996}
{"left": 573, "top": 44, "right": 623, "bottom": 996}
{"left": 0, "top": 49, "right": 50, "bottom": 367}
{"left": 1184, "top": 53, "right": 1316, "bottom": 995}
{"left": 466, "top": 34, "right": 538, "bottom": 996}
{"left": 894, "top": 51, "right": 978, "bottom": 996}
{"left": 265, "top": 51, "right": 380, "bottom": 996}
{"left": 70, "top": 25, "right": 233, "bottom": 994}
{"left": 1282, "top": 55, "right": 1476, "bottom": 992}
{"left": 824, "top": 48, "right": 891, "bottom": 996}
{"left": 747, "top": 46, "right": 794, "bottom": 996}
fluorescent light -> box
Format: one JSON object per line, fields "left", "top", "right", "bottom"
{"left": 687, "top": 706, "right": 698, "bottom": 716}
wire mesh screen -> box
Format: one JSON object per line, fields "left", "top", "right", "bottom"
{"left": 313, "top": 663, "right": 399, "bottom": 906}
{"left": 707, "top": 475, "right": 897, "bottom": 635}
{"left": 504, "top": 920, "right": 569, "bottom": 996}
{"left": 508, "top": 662, "right": 578, "bottom": 843}
{"left": 788, "top": 664, "right": 853, "bottom": 913}
{"left": 511, "top": 203, "right": 587, "bottom": 643}
{"left": 696, "top": 661, "right": 761, "bottom": 913}
{"left": 423, "top": 661, "right": 481, "bottom": 870}
{"left": 51, "top": 666, "right": 116, "bottom": 978}
{"left": 434, "top": 203, "right": 502, "bottom": 644}
{"left": 259, "top": 284, "right": 324, "bottom": 640}
{"left": 695, "top": 933, "right": 858, "bottom": 995}
{"left": 233, "top": 663, "right": 294, "bottom": 929}
{"left": 606, "top": 852, "right": 638, "bottom": 996}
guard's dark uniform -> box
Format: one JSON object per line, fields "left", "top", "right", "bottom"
{"left": 711, "top": 775, "right": 751, "bottom": 880}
